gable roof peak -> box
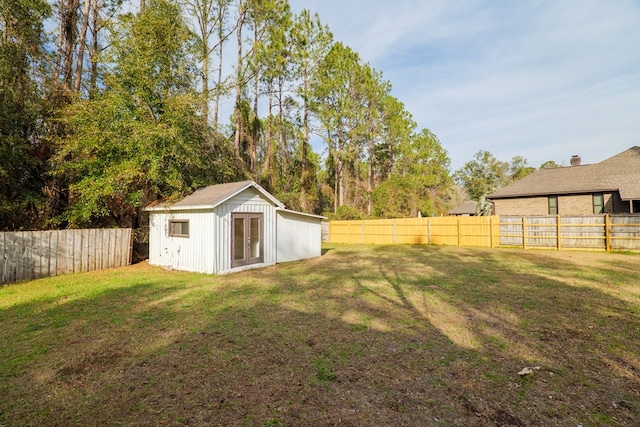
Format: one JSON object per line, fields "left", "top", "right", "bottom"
{"left": 146, "top": 180, "right": 285, "bottom": 211}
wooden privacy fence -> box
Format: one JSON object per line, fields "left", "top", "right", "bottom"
{"left": 328, "top": 215, "right": 640, "bottom": 252}
{"left": 328, "top": 217, "right": 499, "bottom": 247}
{"left": 0, "top": 228, "right": 133, "bottom": 284}
{"left": 499, "top": 215, "right": 640, "bottom": 251}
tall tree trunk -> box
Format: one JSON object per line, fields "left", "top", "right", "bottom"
{"left": 299, "top": 67, "right": 311, "bottom": 211}
{"left": 213, "top": 0, "right": 225, "bottom": 129}
{"left": 277, "top": 76, "right": 286, "bottom": 183}
{"left": 263, "top": 81, "right": 274, "bottom": 190}
{"left": 367, "top": 138, "right": 374, "bottom": 216}
{"left": 233, "top": 0, "right": 244, "bottom": 157}
{"left": 53, "top": 5, "right": 64, "bottom": 84}
{"left": 195, "top": 0, "right": 210, "bottom": 122}
{"left": 333, "top": 152, "right": 339, "bottom": 213}
{"left": 88, "top": 0, "right": 98, "bottom": 98}
{"left": 201, "top": 36, "right": 210, "bottom": 122}
{"left": 62, "top": 0, "right": 80, "bottom": 91}
{"left": 337, "top": 155, "right": 344, "bottom": 210}
{"left": 249, "top": 23, "right": 259, "bottom": 175}
{"left": 73, "top": 0, "right": 91, "bottom": 93}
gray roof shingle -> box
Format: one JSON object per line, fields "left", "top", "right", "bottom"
{"left": 172, "top": 180, "right": 255, "bottom": 207}
{"left": 147, "top": 180, "right": 284, "bottom": 210}
{"left": 448, "top": 200, "right": 477, "bottom": 215}
{"left": 488, "top": 146, "right": 640, "bottom": 200}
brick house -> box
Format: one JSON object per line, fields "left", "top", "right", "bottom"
{"left": 488, "top": 146, "right": 640, "bottom": 215}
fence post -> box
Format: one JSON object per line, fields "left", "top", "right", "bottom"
{"left": 427, "top": 220, "right": 431, "bottom": 245}
{"left": 362, "top": 221, "right": 365, "bottom": 244}
{"left": 128, "top": 228, "right": 134, "bottom": 265}
{"left": 457, "top": 218, "right": 461, "bottom": 246}
{"left": 393, "top": 220, "right": 396, "bottom": 244}
{"left": 1, "top": 232, "right": 5, "bottom": 284}
{"left": 522, "top": 217, "right": 528, "bottom": 249}
{"left": 490, "top": 216, "right": 495, "bottom": 248}
{"left": 605, "top": 214, "right": 611, "bottom": 252}
{"left": 557, "top": 215, "right": 561, "bottom": 251}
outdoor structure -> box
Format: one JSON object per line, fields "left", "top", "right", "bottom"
{"left": 146, "top": 181, "right": 325, "bottom": 274}
{"left": 488, "top": 147, "right": 640, "bottom": 216}
{"left": 448, "top": 200, "right": 478, "bottom": 216}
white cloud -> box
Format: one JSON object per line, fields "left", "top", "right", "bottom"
{"left": 290, "top": 0, "right": 640, "bottom": 169}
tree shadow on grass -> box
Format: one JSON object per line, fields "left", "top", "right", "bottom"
{"left": 1, "top": 247, "right": 639, "bottom": 426}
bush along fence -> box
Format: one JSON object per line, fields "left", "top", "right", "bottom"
{"left": 0, "top": 228, "right": 133, "bottom": 284}
{"left": 327, "top": 215, "right": 640, "bottom": 252}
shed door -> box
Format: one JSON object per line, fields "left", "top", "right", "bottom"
{"left": 231, "top": 213, "right": 264, "bottom": 268}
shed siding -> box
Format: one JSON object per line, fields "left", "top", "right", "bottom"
{"left": 276, "top": 211, "right": 322, "bottom": 263}
{"left": 227, "top": 187, "right": 272, "bottom": 205}
{"left": 148, "top": 209, "right": 215, "bottom": 273}
{"left": 212, "top": 188, "right": 277, "bottom": 274}
{"left": 148, "top": 185, "right": 322, "bottom": 275}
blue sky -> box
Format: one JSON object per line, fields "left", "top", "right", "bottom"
{"left": 289, "top": 0, "right": 640, "bottom": 170}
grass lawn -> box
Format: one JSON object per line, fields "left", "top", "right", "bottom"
{"left": 1, "top": 244, "right": 639, "bottom": 426}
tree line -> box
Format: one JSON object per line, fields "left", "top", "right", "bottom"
{"left": 1, "top": 0, "right": 547, "bottom": 231}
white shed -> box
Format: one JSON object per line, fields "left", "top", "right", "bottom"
{"left": 146, "top": 180, "right": 325, "bottom": 274}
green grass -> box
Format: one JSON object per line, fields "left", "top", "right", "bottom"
{"left": 1, "top": 244, "right": 639, "bottom": 426}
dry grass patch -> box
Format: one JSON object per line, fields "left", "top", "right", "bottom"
{"left": 1, "top": 245, "right": 639, "bottom": 426}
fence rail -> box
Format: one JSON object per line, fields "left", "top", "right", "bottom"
{"left": 328, "top": 215, "right": 640, "bottom": 252}
{"left": 0, "top": 228, "right": 133, "bottom": 284}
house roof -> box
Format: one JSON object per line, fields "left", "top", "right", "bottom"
{"left": 448, "top": 200, "right": 477, "bottom": 215}
{"left": 488, "top": 146, "right": 640, "bottom": 201}
{"left": 146, "top": 180, "right": 285, "bottom": 211}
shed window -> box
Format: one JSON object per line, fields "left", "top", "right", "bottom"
{"left": 593, "top": 193, "right": 604, "bottom": 214}
{"left": 168, "top": 220, "right": 189, "bottom": 237}
{"left": 548, "top": 196, "right": 558, "bottom": 215}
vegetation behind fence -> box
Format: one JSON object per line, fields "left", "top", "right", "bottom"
{"left": 328, "top": 215, "right": 640, "bottom": 252}
{"left": 0, "top": 228, "right": 133, "bottom": 284}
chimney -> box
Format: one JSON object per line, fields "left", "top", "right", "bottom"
{"left": 570, "top": 155, "right": 581, "bottom": 166}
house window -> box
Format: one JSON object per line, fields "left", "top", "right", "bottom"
{"left": 548, "top": 196, "right": 558, "bottom": 215}
{"left": 593, "top": 193, "right": 604, "bottom": 214}
{"left": 168, "top": 220, "right": 189, "bottom": 237}
{"left": 633, "top": 200, "right": 640, "bottom": 214}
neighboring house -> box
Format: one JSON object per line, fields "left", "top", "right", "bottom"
{"left": 488, "top": 146, "right": 640, "bottom": 216}
{"left": 146, "top": 180, "right": 325, "bottom": 274}
{"left": 448, "top": 200, "right": 478, "bottom": 216}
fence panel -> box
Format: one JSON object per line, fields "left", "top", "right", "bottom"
{"left": 526, "top": 216, "right": 558, "bottom": 248}
{"left": 458, "top": 217, "right": 496, "bottom": 247}
{"left": 329, "top": 215, "right": 640, "bottom": 252}
{"left": 560, "top": 216, "right": 605, "bottom": 249}
{"left": 428, "top": 217, "right": 460, "bottom": 246}
{"left": 395, "top": 218, "right": 429, "bottom": 245}
{"left": 0, "top": 228, "right": 133, "bottom": 284}
{"left": 610, "top": 215, "right": 640, "bottom": 250}
{"left": 499, "top": 216, "right": 525, "bottom": 247}
{"left": 329, "top": 217, "right": 498, "bottom": 247}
